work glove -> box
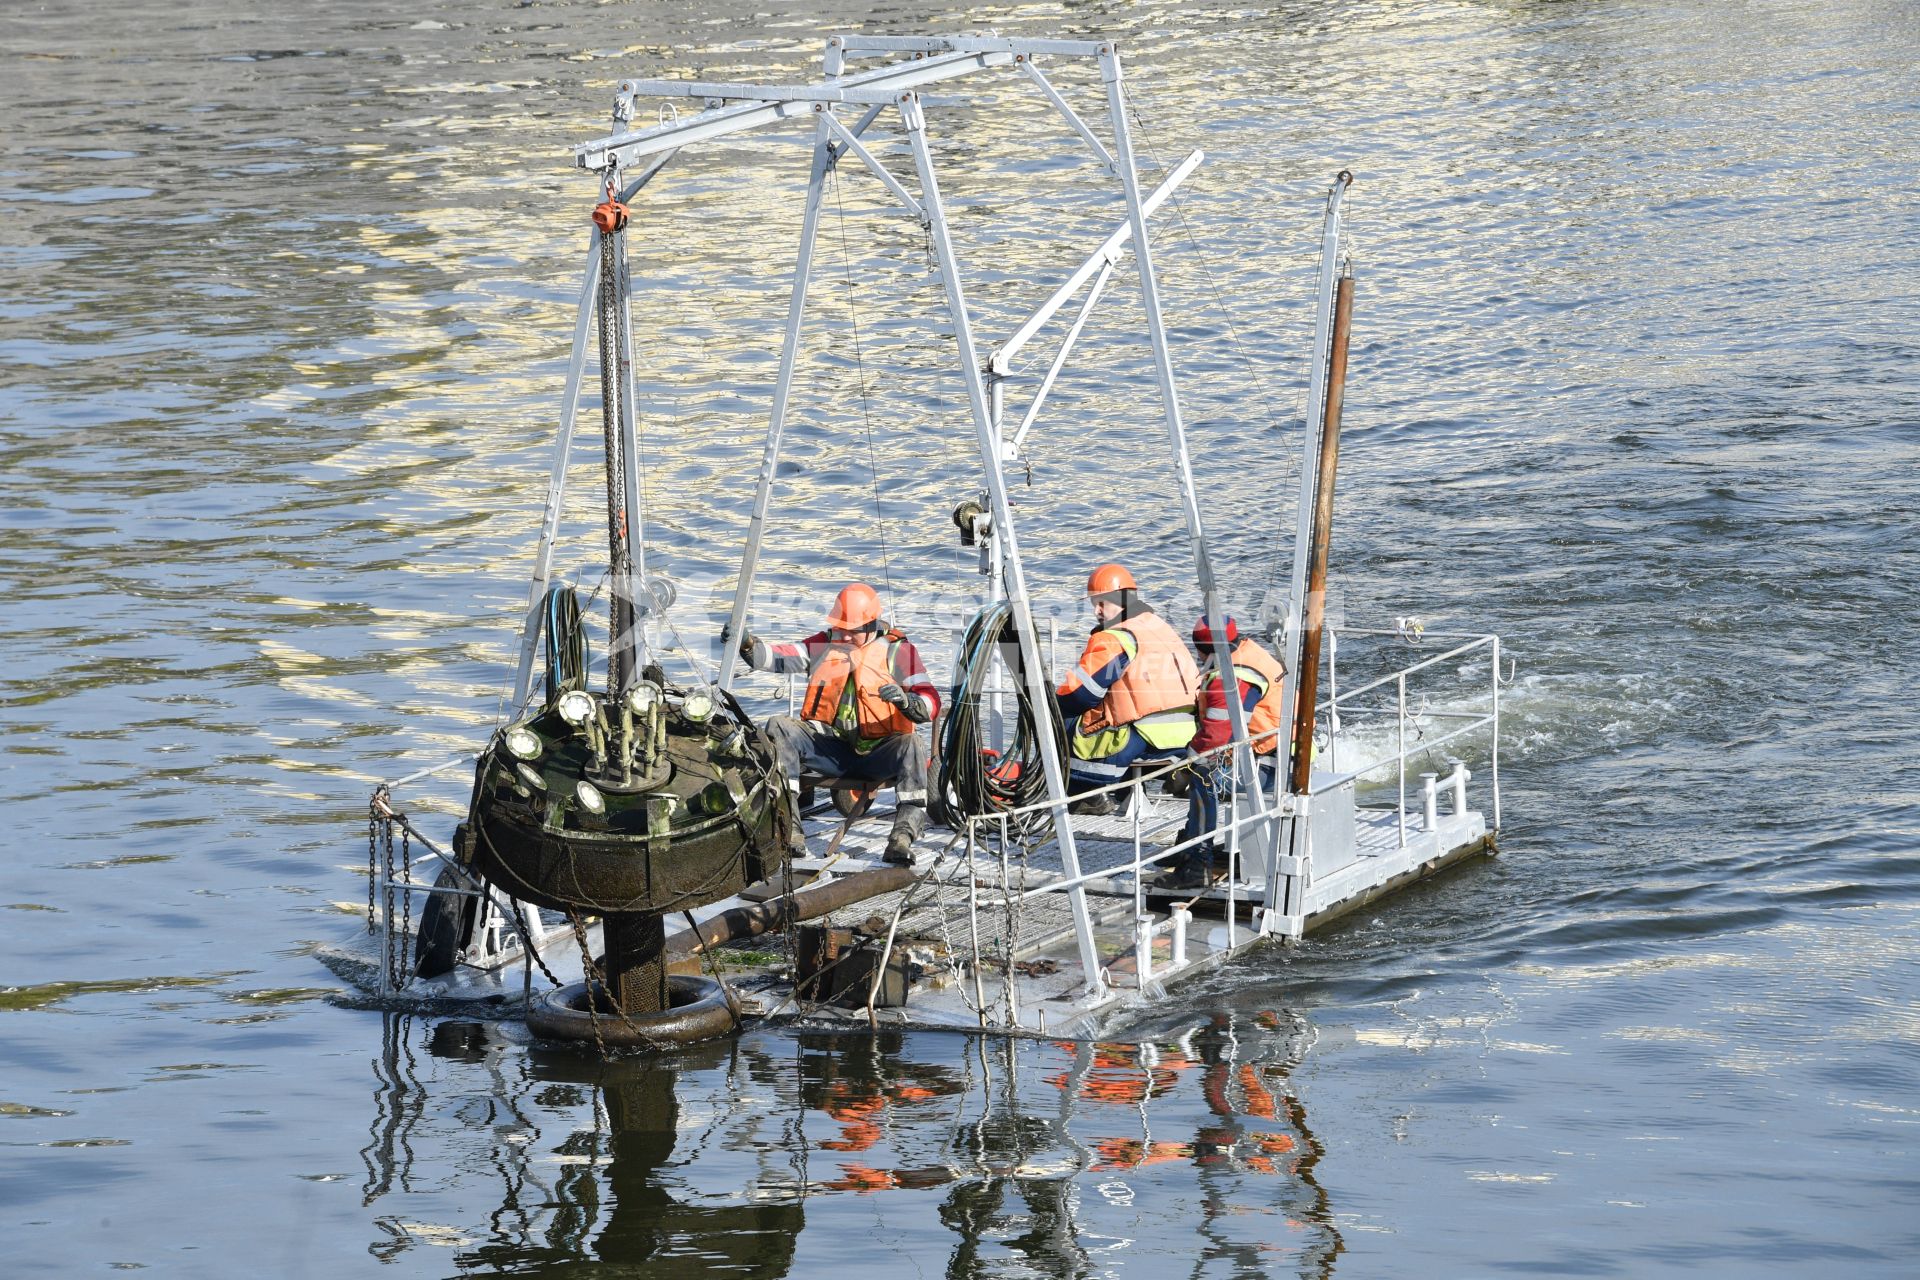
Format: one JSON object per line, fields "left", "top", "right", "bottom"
{"left": 878, "top": 682, "right": 933, "bottom": 724}
{"left": 736, "top": 628, "right": 759, "bottom": 666}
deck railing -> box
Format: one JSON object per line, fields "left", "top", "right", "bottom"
{"left": 951, "top": 625, "right": 1504, "bottom": 1020}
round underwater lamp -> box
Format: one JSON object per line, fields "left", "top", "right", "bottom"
{"left": 504, "top": 725, "right": 542, "bottom": 760}
{"left": 625, "top": 681, "right": 661, "bottom": 716}
{"left": 556, "top": 689, "right": 596, "bottom": 727}
{"left": 681, "top": 689, "right": 715, "bottom": 724}
{"left": 515, "top": 763, "right": 548, "bottom": 792}
{"left": 574, "top": 780, "right": 606, "bottom": 815}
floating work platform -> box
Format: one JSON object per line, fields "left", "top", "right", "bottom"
{"left": 324, "top": 32, "right": 1511, "bottom": 1045}
{"left": 327, "top": 625, "right": 1502, "bottom": 1041}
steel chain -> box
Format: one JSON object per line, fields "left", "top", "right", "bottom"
{"left": 366, "top": 790, "right": 382, "bottom": 935}
{"left": 568, "top": 909, "right": 610, "bottom": 1060}
{"left": 382, "top": 813, "right": 400, "bottom": 989}
{"left": 398, "top": 824, "right": 412, "bottom": 990}
{"left": 509, "top": 900, "right": 566, "bottom": 989}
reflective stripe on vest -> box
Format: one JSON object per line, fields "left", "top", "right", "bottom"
{"left": 800, "top": 634, "right": 915, "bottom": 746}
{"left": 1078, "top": 611, "right": 1200, "bottom": 740}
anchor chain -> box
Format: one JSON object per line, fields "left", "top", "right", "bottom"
{"left": 397, "top": 823, "right": 413, "bottom": 987}
{"left": 381, "top": 811, "right": 400, "bottom": 988}
{"left": 568, "top": 909, "right": 610, "bottom": 1060}
{"left": 366, "top": 788, "right": 384, "bottom": 935}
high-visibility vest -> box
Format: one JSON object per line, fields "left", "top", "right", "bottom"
{"left": 801, "top": 631, "right": 915, "bottom": 746}
{"left": 1078, "top": 612, "right": 1199, "bottom": 749}
{"left": 1205, "top": 638, "right": 1288, "bottom": 755}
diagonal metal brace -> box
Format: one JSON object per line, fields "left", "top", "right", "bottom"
{"left": 1019, "top": 59, "right": 1117, "bottom": 174}
{"left": 822, "top": 111, "right": 925, "bottom": 223}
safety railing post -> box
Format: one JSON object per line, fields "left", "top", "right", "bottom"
{"left": 966, "top": 819, "right": 987, "bottom": 1028}
{"left": 1491, "top": 635, "right": 1502, "bottom": 831}
{"left": 1397, "top": 672, "right": 1408, "bottom": 848}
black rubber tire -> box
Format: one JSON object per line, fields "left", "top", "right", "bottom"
{"left": 525, "top": 975, "right": 738, "bottom": 1048}
{"left": 413, "top": 861, "right": 481, "bottom": 979}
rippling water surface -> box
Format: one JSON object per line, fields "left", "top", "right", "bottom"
{"left": 4, "top": 1, "right": 1918, "bottom": 1274}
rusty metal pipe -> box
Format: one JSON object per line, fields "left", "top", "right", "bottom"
{"left": 1288, "top": 270, "right": 1355, "bottom": 796}
{"left": 662, "top": 865, "right": 918, "bottom": 959}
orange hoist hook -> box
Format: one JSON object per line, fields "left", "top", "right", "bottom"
{"left": 592, "top": 170, "right": 628, "bottom": 234}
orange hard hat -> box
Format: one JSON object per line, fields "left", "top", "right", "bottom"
{"left": 1086, "top": 563, "right": 1137, "bottom": 597}
{"left": 826, "top": 582, "right": 883, "bottom": 631}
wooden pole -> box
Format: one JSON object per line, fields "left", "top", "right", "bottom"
{"left": 1288, "top": 271, "right": 1355, "bottom": 795}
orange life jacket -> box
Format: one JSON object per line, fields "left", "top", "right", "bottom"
{"left": 1227, "top": 637, "right": 1288, "bottom": 755}
{"left": 801, "top": 630, "right": 915, "bottom": 746}
{"left": 1078, "top": 611, "right": 1200, "bottom": 738}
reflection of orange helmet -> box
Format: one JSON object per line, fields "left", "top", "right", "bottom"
{"left": 1086, "top": 563, "right": 1136, "bottom": 597}
{"left": 827, "top": 582, "right": 883, "bottom": 631}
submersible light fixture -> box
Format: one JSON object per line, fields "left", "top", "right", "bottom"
{"left": 625, "top": 681, "right": 661, "bottom": 715}
{"left": 681, "top": 689, "right": 714, "bottom": 723}
{"left": 504, "top": 725, "right": 542, "bottom": 760}
{"left": 556, "top": 689, "right": 595, "bottom": 727}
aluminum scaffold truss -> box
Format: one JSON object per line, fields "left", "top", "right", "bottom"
{"left": 519, "top": 34, "right": 1294, "bottom": 1001}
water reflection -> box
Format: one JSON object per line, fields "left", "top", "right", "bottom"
{"left": 359, "top": 1012, "right": 1341, "bottom": 1275}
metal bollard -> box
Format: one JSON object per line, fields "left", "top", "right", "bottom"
{"left": 1171, "top": 905, "right": 1191, "bottom": 966}
{"left": 1136, "top": 914, "right": 1154, "bottom": 984}
{"left": 1451, "top": 763, "right": 1470, "bottom": 815}
{"left": 1422, "top": 773, "right": 1439, "bottom": 832}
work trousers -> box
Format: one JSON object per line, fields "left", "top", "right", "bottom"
{"left": 1178, "top": 757, "right": 1279, "bottom": 854}
{"left": 1066, "top": 725, "right": 1187, "bottom": 793}
{"left": 764, "top": 715, "right": 927, "bottom": 839}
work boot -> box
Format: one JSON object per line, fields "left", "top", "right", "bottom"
{"left": 1163, "top": 856, "right": 1212, "bottom": 891}
{"left": 884, "top": 804, "right": 927, "bottom": 865}
{"left": 1068, "top": 791, "right": 1115, "bottom": 817}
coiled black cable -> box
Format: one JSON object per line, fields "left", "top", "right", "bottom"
{"left": 542, "top": 584, "right": 588, "bottom": 706}
{"left": 931, "top": 602, "right": 1067, "bottom": 834}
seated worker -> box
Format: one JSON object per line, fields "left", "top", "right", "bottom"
{"left": 736, "top": 582, "right": 939, "bottom": 865}
{"left": 1169, "top": 614, "right": 1288, "bottom": 887}
{"left": 1054, "top": 563, "right": 1199, "bottom": 812}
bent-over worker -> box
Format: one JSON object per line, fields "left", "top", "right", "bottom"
{"left": 735, "top": 582, "right": 939, "bottom": 865}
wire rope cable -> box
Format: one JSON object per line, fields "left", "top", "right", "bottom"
{"left": 829, "top": 164, "right": 895, "bottom": 609}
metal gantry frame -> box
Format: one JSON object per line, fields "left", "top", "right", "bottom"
{"left": 518, "top": 34, "right": 1301, "bottom": 998}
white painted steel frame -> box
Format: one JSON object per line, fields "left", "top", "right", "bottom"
{"left": 717, "top": 119, "right": 835, "bottom": 695}
{"left": 899, "top": 91, "right": 1107, "bottom": 995}
{"left": 1099, "top": 47, "right": 1279, "bottom": 887}
{"left": 577, "top": 49, "right": 1018, "bottom": 170}
{"left": 552, "top": 36, "right": 1299, "bottom": 995}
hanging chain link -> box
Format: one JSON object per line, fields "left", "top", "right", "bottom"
{"left": 509, "top": 900, "right": 566, "bottom": 989}
{"left": 366, "top": 789, "right": 383, "bottom": 935}
{"left": 568, "top": 909, "right": 610, "bottom": 1060}
{"left": 381, "top": 813, "right": 400, "bottom": 989}
{"left": 398, "top": 824, "right": 413, "bottom": 986}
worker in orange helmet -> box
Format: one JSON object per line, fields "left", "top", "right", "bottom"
{"left": 1168, "top": 613, "right": 1288, "bottom": 888}
{"left": 1054, "top": 563, "right": 1198, "bottom": 813}
{"left": 735, "top": 582, "right": 940, "bottom": 864}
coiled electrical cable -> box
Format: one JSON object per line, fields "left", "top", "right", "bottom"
{"left": 931, "top": 601, "right": 1067, "bottom": 834}
{"left": 542, "top": 584, "right": 588, "bottom": 707}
